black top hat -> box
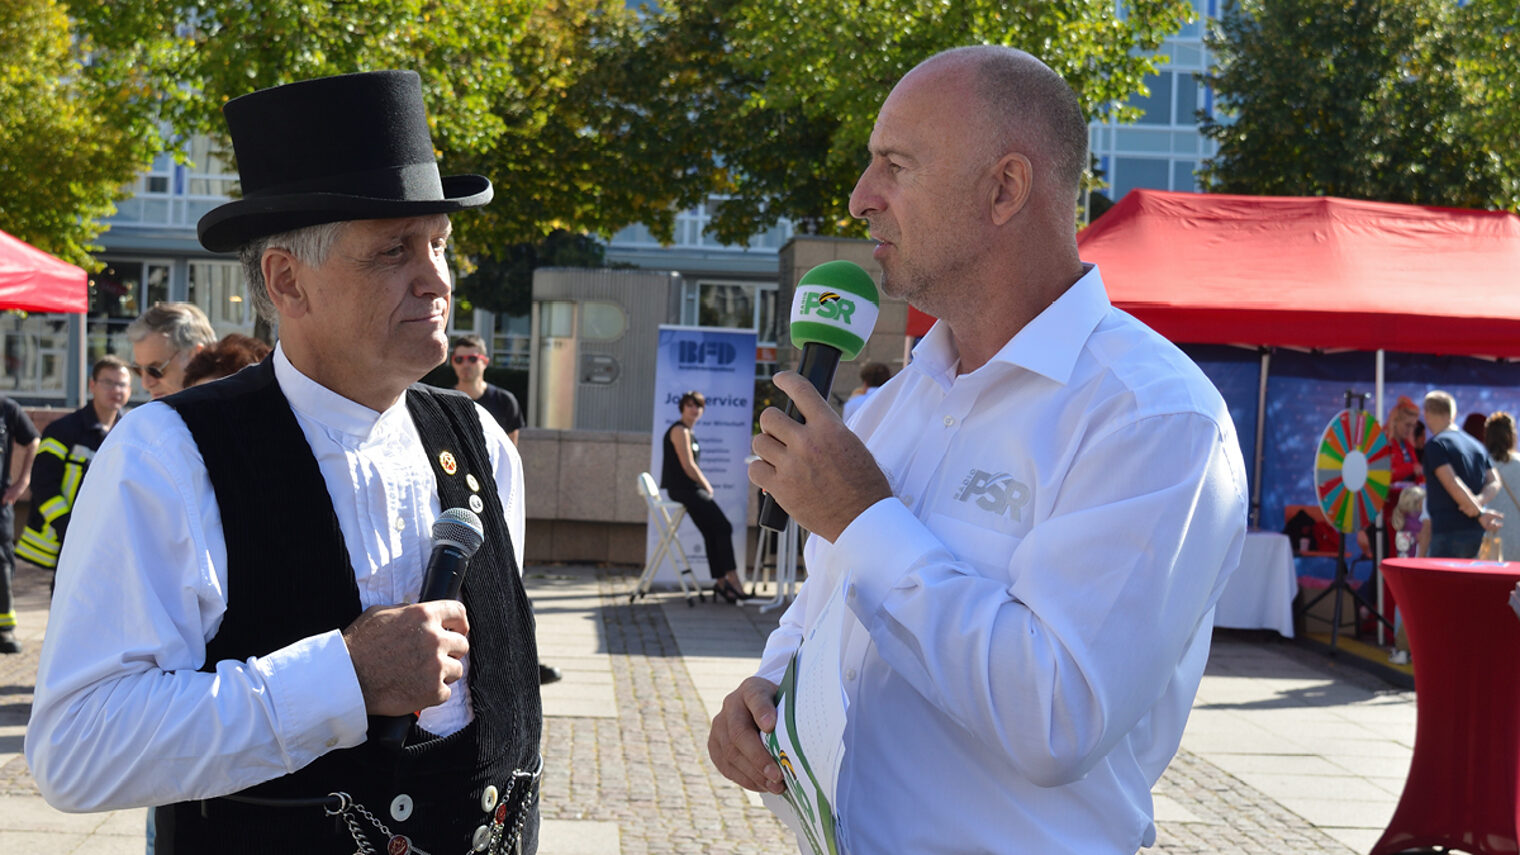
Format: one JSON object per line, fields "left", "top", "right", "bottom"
{"left": 197, "top": 70, "right": 492, "bottom": 253}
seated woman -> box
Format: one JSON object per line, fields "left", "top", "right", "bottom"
{"left": 662, "top": 391, "right": 747, "bottom": 603}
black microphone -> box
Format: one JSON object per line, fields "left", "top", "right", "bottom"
{"left": 759, "top": 261, "right": 881, "bottom": 531}
{"left": 372, "top": 507, "right": 486, "bottom": 753}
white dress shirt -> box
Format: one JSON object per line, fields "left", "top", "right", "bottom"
{"left": 26, "top": 345, "right": 525, "bottom": 812}
{"left": 758, "top": 265, "right": 1248, "bottom": 854}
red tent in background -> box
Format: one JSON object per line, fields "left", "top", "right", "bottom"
{"left": 908, "top": 189, "right": 1520, "bottom": 355}
{"left": 0, "top": 229, "right": 88, "bottom": 313}
{"left": 1076, "top": 189, "right": 1520, "bottom": 358}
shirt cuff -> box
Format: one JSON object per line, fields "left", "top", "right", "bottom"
{"left": 254, "top": 629, "right": 369, "bottom": 766}
{"left": 831, "top": 497, "right": 948, "bottom": 622}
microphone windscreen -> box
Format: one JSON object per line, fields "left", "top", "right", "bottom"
{"left": 788, "top": 260, "right": 880, "bottom": 361}
{"left": 432, "top": 507, "right": 485, "bottom": 558}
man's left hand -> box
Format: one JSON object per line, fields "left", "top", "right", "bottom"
{"left": 749, "top": 371, "right": 892, "bottom": 542}
{"left": 1, "top": 483, "right": 23, "bottom": 506}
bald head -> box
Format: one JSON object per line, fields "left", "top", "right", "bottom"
{"left": 906, "top": 47, "right": 1089, "bottom": 204}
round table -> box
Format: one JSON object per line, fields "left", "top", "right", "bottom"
{"left": 1371, "top": 558, "right": 1520, "bottom": 855}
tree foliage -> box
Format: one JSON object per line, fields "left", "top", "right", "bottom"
{"left": 62, "top": 0, "right": 726, "bottom": 259}
{"left": 0, "top": 0, "right": 164, "bottom": 266}
{"left": 638, "top": 0, "right": 1196, "bottom": 242}
{"left": 1199, "top": 0, "right": 1519, "bottom": 211}
{"left": 455, "top": 229, "right": 630, "bottom": 317}
{"left": 16, "top": 0, "right": 1195, "bottom": 273}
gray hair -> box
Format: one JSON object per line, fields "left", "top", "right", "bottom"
{"left": 934, "top": 46, "right": 1090, "bottom": 204}
{"left": 237, "top": 221, "right": 348, "bottom": 323}
{"left": 125, "top": 302, "right": 217, "bottom": 350}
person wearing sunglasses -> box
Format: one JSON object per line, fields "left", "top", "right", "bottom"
{"left": 125, "top": 302, "right": 217, "bottom": 398}
{"left": 449, "top": 334, "right": 523, "bottom": 445}
{"left": 28, "top": 71, "right": 543, "bottom": 854}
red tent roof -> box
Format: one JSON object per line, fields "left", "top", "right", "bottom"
{"left": 1076, "top": 189, "right": 1520, "bottom": 358}
{"left": 0, "top": 229, "right": 88, "bottom": 313}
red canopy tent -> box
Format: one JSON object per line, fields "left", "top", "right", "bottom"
{"left": 908, "top": 189, "right": 1520, "bottom": 353}
{"left": 0, "top": 229, "right": 88, "bottom": 313}
{"left": 1075, "top": 189, "right": 1520, "bottom": 358}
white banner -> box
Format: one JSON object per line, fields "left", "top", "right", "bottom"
{"left": 646, "top": 325, "right": 756, "bottom": 585}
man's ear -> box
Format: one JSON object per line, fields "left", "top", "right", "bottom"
{"left": 990, "top": 152, "right": 1033, "bottom": 226}
{"left": 262, "top": 248, "right": 307, "bottom": 318}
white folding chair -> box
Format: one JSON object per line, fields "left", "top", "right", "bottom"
{"left": 746, "top": 517, "right": 801, "bottom": 613}
{"left": 633, "top": 472, "right": 704, "bottom": 606}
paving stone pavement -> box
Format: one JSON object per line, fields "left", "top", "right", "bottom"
{"left": 0, "top": 560, "right": 1422, "bottom": 853}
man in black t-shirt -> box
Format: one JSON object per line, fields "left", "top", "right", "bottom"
{"left": 0, "top": 393, "right": 41, "bottom": 653}
{"left": 1422, "top": 390, "right": 1503, "bottom": 558}
{"left": 449, "top": 334, "right": 557, "bottom": 683}
{"left": 450, "top": 334, "right": 523, "bottom": 443}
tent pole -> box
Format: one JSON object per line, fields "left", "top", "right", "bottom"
{"left": 1251, "top": 347, "right": 1270, "bottom": 529}
{"left": 70, "top": 312, "right": 86, "bottom": 409}
{"left": 1375, "top": 349, "right": 1386, "bottom": 646}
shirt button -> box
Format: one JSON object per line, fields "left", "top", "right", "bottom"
{"left": 900, "top": 495, "right": 913, "bottom": 506}
{"left": 394, "top": 517, "right": 406, "bottom": 532}
{"left": 481, "top": 785, "right": 499, "bottom": 812}
{"left": 325, "top": 737, "right": 338, "bottom": 749}
{"left": 847, "top": 584, "right": 858, "bottom": 600}
{"left": 845, "top": 668, "right": 857, "bottom": 681}
{"left": 472, "top": 825, "right": 492, "bottom": 851}
{"left": 389, "top": 793, "right": 414, "bottom": 821}
{"left": 943, "top": 415, "right": 955, "bottom": 427}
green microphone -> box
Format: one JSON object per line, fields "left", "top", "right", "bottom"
{"left": 759, "top": 260, "right": 880, "bottom": 531}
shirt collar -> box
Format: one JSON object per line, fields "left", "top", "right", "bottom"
{"left": 272, "top": 342, "right": 412, "bottom": 443}
{"left": 912, "top": 263, "right": 1111, "bottom": 387}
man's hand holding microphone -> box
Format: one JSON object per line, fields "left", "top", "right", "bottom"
{"left": 711, "top": 260, "right": 891, "bottom": 792}
{"left": 343, "top": 508, "right": 485, "bottom": 749}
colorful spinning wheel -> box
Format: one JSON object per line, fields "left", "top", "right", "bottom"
{"left": 1315, "top": 409, "right": 1392, "bottom": 533}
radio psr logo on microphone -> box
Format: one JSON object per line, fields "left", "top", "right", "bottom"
{"left": 799, "top": 290, "right": 857, "bottom": 323}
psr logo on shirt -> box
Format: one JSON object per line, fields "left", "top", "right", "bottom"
{"left": 954, "top": 469, "right": 1031, "bottom": 521}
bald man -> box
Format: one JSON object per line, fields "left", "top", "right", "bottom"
{"left": 709, "top": 47, "right": 1248, "bottom": 853}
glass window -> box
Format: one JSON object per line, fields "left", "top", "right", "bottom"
{"left": 1112, "top": 157, "right": 1173, "bottom": 199}
{"left": 1131, "top": 73, "right": 1174, "bottom": 126}
{"left": 188, "top": 261, "right": 253, "bottom": 332}
{"left": 1174, "top": 73, "right": 1199, "bottom": 126}
{"left": 1173, "top": 160, "right": 1198, "bottom": 191}
{"left": 698, "top": 283, "right": 755, "bottom": 330}
{"left": 1114, "top": 129, "right": 1173, "bottom": 153}
{"left": 757, "top": 287, "right": 778, "bottom": 346}
{"left": 579, "top": 301, "right": 626, "bottom": 341}
{"left": 540, "top": 301, "right": 574, "bottom": 338}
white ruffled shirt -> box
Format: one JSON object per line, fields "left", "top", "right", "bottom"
{"left": 761, "top": 265, "right": 1248, "bottom": 854}
{"left": 26, "top": 344, "right": 524, "bottom": 812}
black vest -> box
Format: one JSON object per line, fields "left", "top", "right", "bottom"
{"left": 156, "top": 359, "right": 541, "bottom": 854}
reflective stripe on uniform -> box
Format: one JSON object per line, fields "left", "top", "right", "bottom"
{"left": 16, "top": 529, "right": 60, "bottom": 568}
{"left": 37, "top": 437, "right": 68, "bottom": 460}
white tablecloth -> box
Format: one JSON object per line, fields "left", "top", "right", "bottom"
{"left": 1214, "top": 531, "right": 1297, "bottom": 637}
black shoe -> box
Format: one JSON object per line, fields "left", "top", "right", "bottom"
{"left": 538, "top": 662, "right": 562, "bottom": 685}
{"left": 712, "top": 580, "right": 741, "bottom": 604}
{"left": 0, "top": 630, "right": 20, "bottom": 655}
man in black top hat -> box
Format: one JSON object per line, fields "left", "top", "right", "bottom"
{"left": 27, "top": 71, "right": 543, "bottom": 855}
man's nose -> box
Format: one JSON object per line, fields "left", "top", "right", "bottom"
{"left": 414, "top": 255, "right": 451, "bottom": 298}
{"left": 848, "top": 165, "right": 880, "bottom": 220}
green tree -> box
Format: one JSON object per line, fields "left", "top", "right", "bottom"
{"left": 455, "top": 229, "right": 631, "bottom": 317}
{"left": 635, "top": 0, "right": 1197, "bottom": 243}
{"left": 63, "top": 0, "right": 721, "bottom": 258}
{"left": 0, "top": 0, "right": 164, "bottom": 266}
{"left": 1452, "top": 0, "right": 1520, "bottom": 211}
{"left": 1199, "top": 0, "right": 1514, "bottom": 211}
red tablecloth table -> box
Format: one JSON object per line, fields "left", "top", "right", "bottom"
{"left": 1371, "top": 558, "right": 1520, "bottom": 855}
